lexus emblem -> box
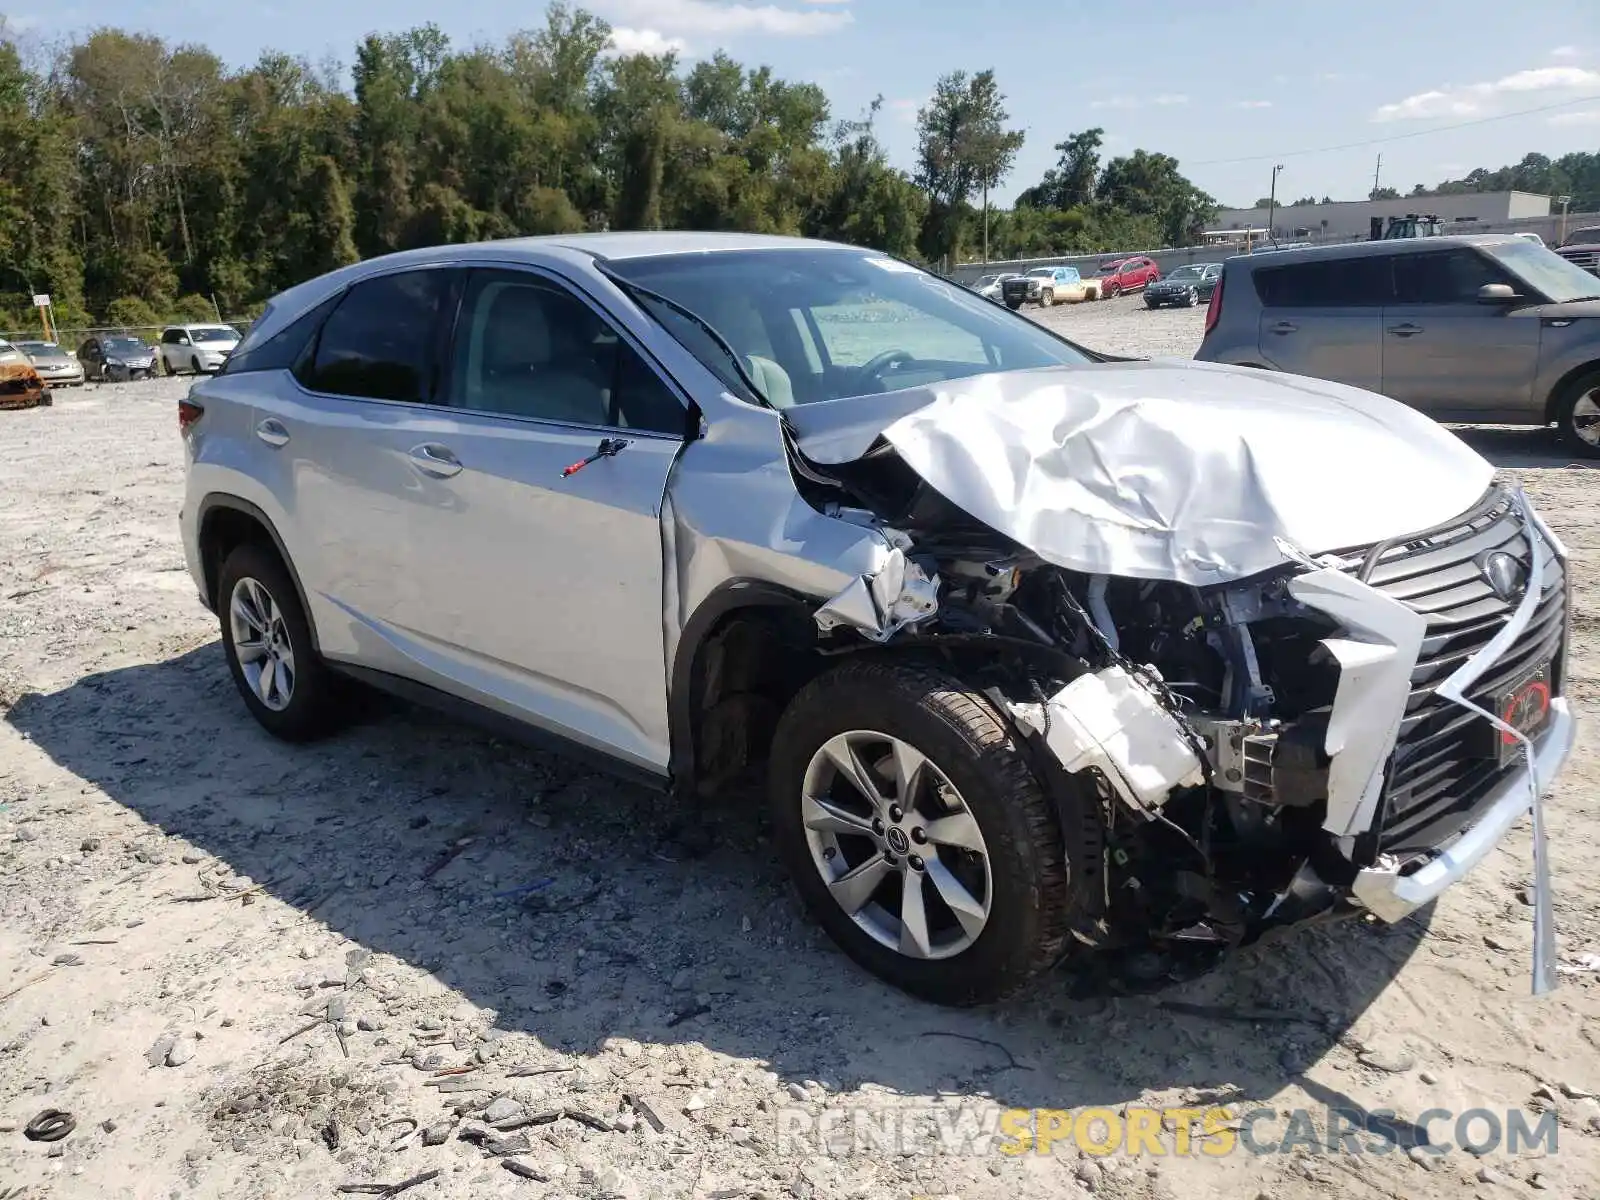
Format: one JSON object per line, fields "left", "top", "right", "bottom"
{"left": 1478, "top": 550, "right": 1529, "bottom": 603}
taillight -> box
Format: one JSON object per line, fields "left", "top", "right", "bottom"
{"left": 1203, "top": 273, "right": 1224, "bottom": 337}
{"left": 178, "top": 399, "right": 204, "bottom": 431}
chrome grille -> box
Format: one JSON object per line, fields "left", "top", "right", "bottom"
{"left": 1345, "top": 489, "right": 1566, "bottom": 854}
{"left": 1557, "top": 247, "right": 1600, "bottom": 276}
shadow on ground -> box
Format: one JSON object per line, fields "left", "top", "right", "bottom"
{"left": 7, "top": 643, "right": 1431, "bottom": 1132}
{"left": 1452, "top": 426, "right": 1600, "bottom": 471}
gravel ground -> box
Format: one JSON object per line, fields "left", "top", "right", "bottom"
{"left": 1, "top": 316, "right": 1598, "bottom": 1200}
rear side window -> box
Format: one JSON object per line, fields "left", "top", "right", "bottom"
{"left": 223, "top": 293, "right": 342, "bottom": 377}
{"left": 301, "top": 270, "right": 452, "bottom": 403}
{"left": 1253, "top": 256, "right": 1393, "bottom": 307}
{"left": 1391, "top": 249, "right": 1511, "bottom": 305}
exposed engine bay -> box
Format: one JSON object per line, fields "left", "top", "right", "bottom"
{"left": 791, "top": 427, "right": 1564, "bottom": 987}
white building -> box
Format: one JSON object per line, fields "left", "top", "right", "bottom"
{"left": 1212, "top": 191, "right": 1551, "bottom": 241}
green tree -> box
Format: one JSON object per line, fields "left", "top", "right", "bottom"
{"left": 913, "top": 69, "right": 1024, "bottom": 265}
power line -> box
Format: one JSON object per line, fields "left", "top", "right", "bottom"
{"left": 1190, "top": 93, "right": 1600, "bottom": 167}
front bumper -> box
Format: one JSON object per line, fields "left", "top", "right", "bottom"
{"left": 1354, "top": 697, "right": 1574, "bottom": 921}
{"left": 37, "top": 367, "right": 83, "bottom": 386}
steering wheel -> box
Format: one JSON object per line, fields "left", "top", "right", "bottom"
{"left": 855, "top": 348, "right": 915, "bottom": 384}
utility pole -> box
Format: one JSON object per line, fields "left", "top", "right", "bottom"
{"left": 982, "top": 178, "right": 990, "bottom": 266}
{"left": 1372, "top": 153, "right": 1382, "bottom": 199}
{"left": 1558, "top": 195, "right": 1572, "bottom": 245}
{"left": 1267, "top": 164, "right": 1284, "bottom": 246}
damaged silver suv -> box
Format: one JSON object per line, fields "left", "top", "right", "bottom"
{"left": 180, "top": 234, "right": 1574, "bottom": 1005}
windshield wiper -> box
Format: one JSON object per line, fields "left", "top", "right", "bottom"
{"left": 595, "top": 265, "right": 769, "bottom": 407}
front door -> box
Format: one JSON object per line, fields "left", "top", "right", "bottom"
{"left": 1381, "top": 247, "right": 1541, "bottom": 417}
{"left": 1254, "top": 253, "right": 1389, "bottom": 392}
{"left": 379, "top": 266, "right": 690, "bottom": 772}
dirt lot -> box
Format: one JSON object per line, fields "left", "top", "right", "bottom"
{"left": 1, "top": 302, "right": 1598, "bottom": 1200}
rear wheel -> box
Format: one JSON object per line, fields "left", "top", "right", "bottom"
{"left": 770, "top": 658, "right": 1095, "bottom": 1005}
{"left": 1554, "top": 370, "right": 1600, "bottom": 459}
{"left": 218, "top": 544, "right": 343, "bottom": 741}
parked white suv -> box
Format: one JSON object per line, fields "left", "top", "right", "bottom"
{"left": 179, "top": 233, "right": 1573, "bottom": 1003}
{"left": 160, "top": 324, "right": 242, "bottom": 375}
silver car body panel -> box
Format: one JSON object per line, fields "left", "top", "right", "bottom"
{"left": 791, "top": 359, "right": 1493, "bottom": 586}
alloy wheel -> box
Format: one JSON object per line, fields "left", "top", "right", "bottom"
{"left": 1572, "top": 388, "right": 1600, "bottom": 448}
{"left": 800, "top": 730, "right": 992, "bottom": 960}
{"left": 229, "top": 576, "right": 296, "bottom": 712}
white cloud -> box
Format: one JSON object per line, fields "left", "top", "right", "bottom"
{"left": 1090, "top": 93, "right": 1188, "bottom": 111}
{"left": 1233, "top": 99, "right": 1272, "bottom": 109}
{"left": 598, "top": 0, "right": 852, "bottom": 37}
{"left": 605, "top": 26, "right": 689, "bottom": 55}
{"left": 1550, "top": 107, "right": 1600, "bottom": 126}
{"left": 1551, "top": 45, "right": 1581, "bottom": 59}
{"left": 2, "top": 14, "right": 40, "bottom": 31}
{"left": 803, "top": 0, "right": 852, "bottom": 4}
{"left": 1373, "top": 65, "right": 1600, "bottom": 121}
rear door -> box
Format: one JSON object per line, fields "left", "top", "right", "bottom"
{"left": 1254, "top": 254, "right": 1390, "bottom": 391}
{"left": 1381, "top": 247, "right": 1540, "bottom": 417}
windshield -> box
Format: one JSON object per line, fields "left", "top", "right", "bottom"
{"left": 1564, "top": 227, "right": 1600, "bottom": 246}
{"left": 190, "top": 326, "right": 239, "bottom": 343}
{"left": 1485, "top": 240, "right": 1600, "bottom": 303}
{"left": 105, "top": 337, "right": 148, "bottom": 353}
{"left": 1026, "top": 267, "right": 1056, "bottom": 278}
{"left": 1166, "top": 266, "right": 1205, "bottom": 281}
{"left": 610, "top": 248, "right": 1093, "bottom": 408}
{"left": 16, "top": 342, "right": 53, "bottom": 354}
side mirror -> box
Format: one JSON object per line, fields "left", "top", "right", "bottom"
{"left": 1477, "top": 283, "right": 1519, "bottom": 304}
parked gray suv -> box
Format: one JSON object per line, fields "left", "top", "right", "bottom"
{"left": 180, "top": 233, "right": 1572, "bottom": 1004}
{"left": 1196, "top": 235, "right": 1600, "bottom": 455}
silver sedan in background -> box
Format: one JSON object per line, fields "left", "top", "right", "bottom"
{"left": 15, "top": 341, "right": 85, "bottom": 387}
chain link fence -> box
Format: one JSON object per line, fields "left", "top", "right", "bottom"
{"left": 2, "top": 319, "right": 258, "bottom": 348}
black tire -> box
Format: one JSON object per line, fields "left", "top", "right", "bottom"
{"left": 769, "top": 658, "right": 1095, "bottom": 1006}
{"left": 1005, "top": 299, "right": 1022, "bottom": 311}
{"left": 1554, "top": 370, "right": 1600, "bottom": 459}
{"left": 1183, "top": 288, "right": 1199, "bottom": 307}
{"left": 1145, "top": 299, "right": 1160, "bottom": 310}
{"left": 190, "top": 354, "right": 202, "bottom": 375}
{"left": 218, "top": 543, "right": 343, "bottom": 741}
{"left": 1039, "top": 288, "right": 1054, "bottom": 307}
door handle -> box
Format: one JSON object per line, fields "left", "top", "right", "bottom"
{"left": 1387, "top": 323, "right": 1423, "bottom": 337}
{"left": 408, "top": 443, "right": 463, "bottom": 478}
{"left": 255, "top": 418, "right": 289, "bottom": 447}
{"left": 1269, "top": 321, "right": 1297, "bottom": 334}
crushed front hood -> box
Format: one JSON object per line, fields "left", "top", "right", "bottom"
{"left": 789, "top": 360, "right": 1493, "bottom": 585}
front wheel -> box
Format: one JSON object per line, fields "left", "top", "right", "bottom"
{"left": 1555, "top": 370, "right": 1600, "bottom": 459}
{"left": 1005, "top": 299, "right": 1023, "bottom": 311}
{"left": 218, "top": 543, "right": 344, "bottom": 740}
{"left": 1039, "top": 288, "right": 1054, "bottom": 307}
{"left": 1183, "top": 288, "right": 1199, "bottom": 307}
{"left": 770, "top": 659, "right": 1094, "bottom": 1006}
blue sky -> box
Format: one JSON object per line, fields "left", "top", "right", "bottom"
{"left": 9, "top": 0, "right": 1600, "bottom": 208}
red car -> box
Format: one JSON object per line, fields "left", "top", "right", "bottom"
{"left": 1098, "top": 256, "right": 1161, "bottom": 297}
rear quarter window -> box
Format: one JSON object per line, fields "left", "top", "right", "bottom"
{"left": 222, "top": 294, "right": 342, "bottom": 377}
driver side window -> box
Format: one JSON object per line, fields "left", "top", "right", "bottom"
{"left": 448, "top": 269, "right": 686, "bottom": 434}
